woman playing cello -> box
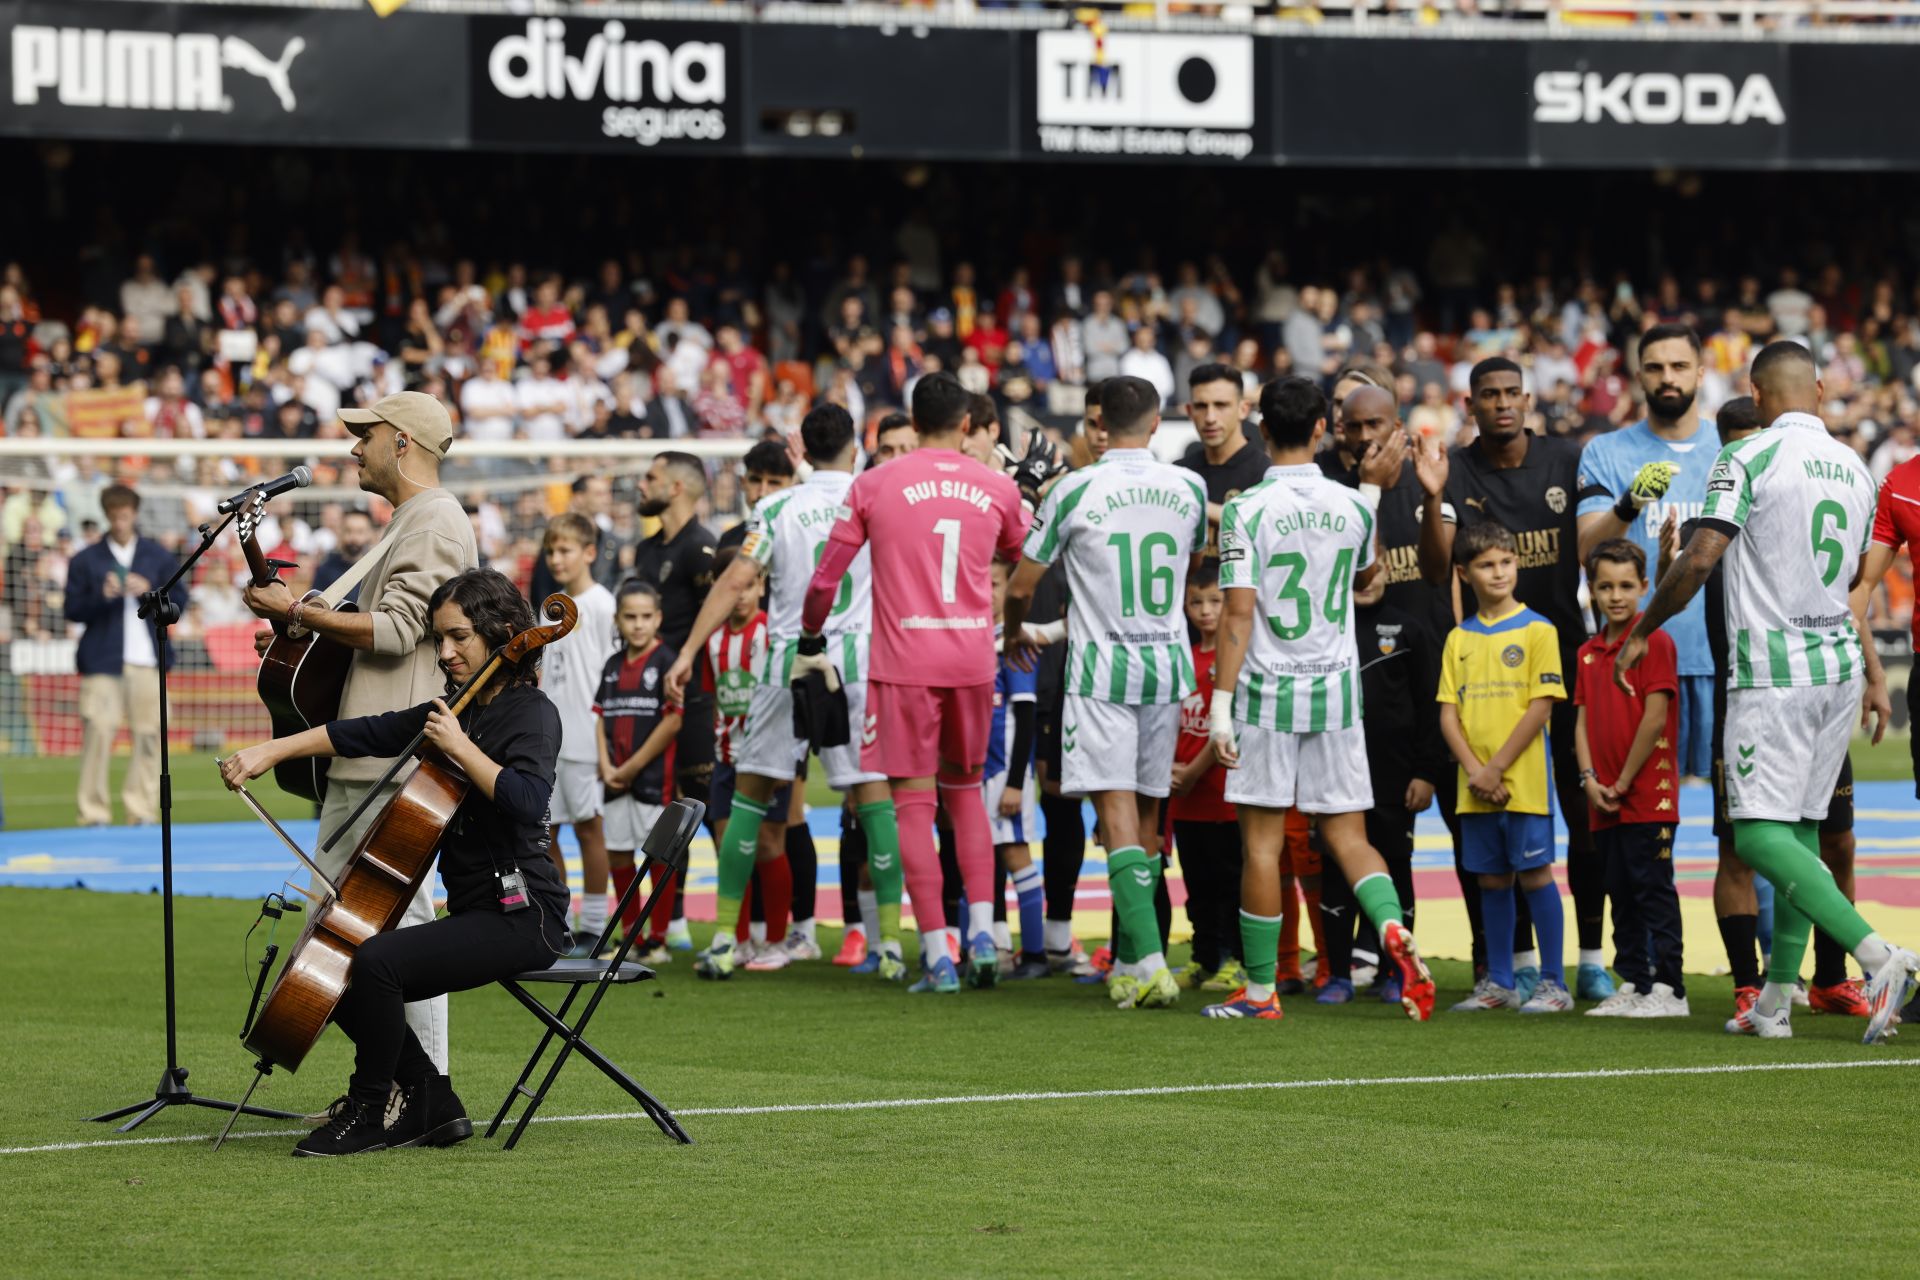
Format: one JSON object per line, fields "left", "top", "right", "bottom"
{"left": 221, "top": 568, "right": 569, "bottom": 1157}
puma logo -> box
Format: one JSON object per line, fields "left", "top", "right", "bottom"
{"left": 220, "top": 36, "right": 305, "bottom": 113}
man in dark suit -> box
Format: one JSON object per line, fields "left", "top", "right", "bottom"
{"left": 643, "top": 368, "right": 696, "bottom": 439}
{"left": 63, "top": 484, "right": 188, "bottom": 825}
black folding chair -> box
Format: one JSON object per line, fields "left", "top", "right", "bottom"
{"left": 485, "top": 797, "right": 704, "bottom": 1150}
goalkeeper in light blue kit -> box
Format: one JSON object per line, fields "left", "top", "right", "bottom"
{"left": 1575, "top": 323, "right": 1715, "bottom": 781}
{"left": 1616, "top": 341, "right": 1916, "bottom": 1043}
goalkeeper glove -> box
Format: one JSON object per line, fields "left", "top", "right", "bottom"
{"left": 999, "top": 430, "right": 1069, "bottom": 511}
{"left": 791, "top": 632, "right": 841, "bottom": 691}
{"left": 1613, "top": 461, "right": 1679, "bottom": 521}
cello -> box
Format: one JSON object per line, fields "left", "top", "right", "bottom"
{"left": 216, "top": 593, "right": 577, "bottom": 1137}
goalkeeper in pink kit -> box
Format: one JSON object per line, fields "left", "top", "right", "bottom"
{"left": 801, "top": 373, "right": 1029, "bottom": 992}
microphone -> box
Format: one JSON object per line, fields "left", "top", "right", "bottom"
{"left": 217, "top": 466, "right": 313, "bottom": 515}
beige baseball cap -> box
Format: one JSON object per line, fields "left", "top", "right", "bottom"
{"left": 340, "top": 391, "right": 454, "bottom": 458}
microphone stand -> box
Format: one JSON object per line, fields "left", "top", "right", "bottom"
{"left": 87, "top": 508, "right": 303, "bottom": 1132}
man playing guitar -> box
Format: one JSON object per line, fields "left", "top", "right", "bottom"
{"left": 242, "top": 391, "right": 477, "bottom": 1076}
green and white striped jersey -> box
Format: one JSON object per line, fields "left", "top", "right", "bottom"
{"left": 1699, "top": 411, "right": 1874, "bottom": 690}
{"left": 1023, "top": 447, "right": 1209, "bottom": 705}
{"left": 741, "top": 469, "right": 873, "bottom": 684}
{"left": 1217, "top": 464, "right": 1377, "bottom": 733}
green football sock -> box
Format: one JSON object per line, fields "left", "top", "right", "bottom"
{"left": 1107, "top": 846, "right": 1158, "bottom": 967}
{"left": 1241, "top": 910, "right": 1282, "bottom": 987}
{"left": 1734, "top": 818, "right": 1874, "bottom": 956}
{"left": 1768, "top": 888, "right": 1814, "bottom": 988}
{"left": 857, "top": 800, "right": 904, "bottom": 944}
{"left": 1352, "top": 871, "right": 1404, "bottom": 937}
{"left": 713, "top": 794, "right": 769, "bottom": 946}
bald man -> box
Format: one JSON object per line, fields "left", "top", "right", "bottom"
{"left": 1320, "top": 384, "right": 1451, "bottom": 638}
{"left": 1619, "top": 341, "right": 1913, "bottom": 1042}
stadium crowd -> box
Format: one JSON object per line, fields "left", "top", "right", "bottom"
{"left": 2, "top": 227, "right": 1918, "bottom": 646}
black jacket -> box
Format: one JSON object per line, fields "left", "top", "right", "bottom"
{"left": 1355, "top": 599, "right": 1447, "bottom": 806}
{"left": 326, "top": 683, "right": 568, "bottom": 919}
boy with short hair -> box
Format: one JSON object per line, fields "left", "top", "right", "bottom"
{"left": 987, "top": 559, "right": 1049, "bottom": 980}
{"left": 594, "top": 580, "right": 684, "bottom": 963}
{"left": 1170, "top": 561, "right": 1246, "bottom": 991}
{"left": 1576, "top": 538, "right": 1688, "bottom": 1018}
{"left": 540, "top": 512, "right": 618, "bottom": 954}
{"left": 1438, "top": 521, "right": 1572, "bottom": 1014}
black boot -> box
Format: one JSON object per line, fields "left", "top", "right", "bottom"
{"left": 385, "top": 1075, "right": 473, "bottom": 1149}
{"left": 292, "top": 1097, "right": 388, "bottom": 1158}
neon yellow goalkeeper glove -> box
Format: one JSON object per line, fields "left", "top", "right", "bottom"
{"left": 1616, "top": 461, "right": 1680, "bottom": 518}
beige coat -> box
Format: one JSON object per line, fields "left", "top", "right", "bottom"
{"left": 327, "top": 486, "right": 478, "bottom": 784}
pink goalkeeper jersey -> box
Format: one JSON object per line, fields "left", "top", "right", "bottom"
{"left": 827, "top": 447, "right": 1026, "bottom": 688}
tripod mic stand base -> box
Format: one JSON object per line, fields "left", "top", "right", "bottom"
{"left": 87, "top": 1065, "right": 303, "bottom": 1134}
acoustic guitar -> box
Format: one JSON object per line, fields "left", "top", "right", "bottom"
{"left": 237, "top": 491, "right": 355, "bottom": 802}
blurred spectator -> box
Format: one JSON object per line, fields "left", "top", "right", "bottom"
{"left": 1120, "top": 324, "right": 1175, "bottom": 406}
{"left": 694, "top": 363, "right": 748, "bottom": 437}
{"left": 304, "top": 285, "right": 360, "bottom": 345}
{"left": 1083, "top": 291, "right": 1128, "bottom": 382}
{"left": 645, "top": 368, "right": 696, "bottom": 439}
{"left": 120, "top": 254, "right": 174, "bottom": 339}
{"left": 311, "top": 507, "right": 377, "bottom": 601}
{"left": 62, "top": 485, "right": 187, "bottom": 826}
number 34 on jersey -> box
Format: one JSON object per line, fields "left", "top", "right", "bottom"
{"left": 1218, "top": 465, "right": 1377, "bottom": 733}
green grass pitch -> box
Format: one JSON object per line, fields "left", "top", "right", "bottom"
{"left": 4, "top": 886, "right": 1919, "bottom": 1277}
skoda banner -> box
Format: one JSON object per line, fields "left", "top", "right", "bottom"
{"left": 1526, "top": 39, "right": 1789, "bottom": 167}
{"left": 0, "top": 0, "right": 462, "bottom": 147}
{"left": 466, "top": 15, "right": 739, "bottom": 153}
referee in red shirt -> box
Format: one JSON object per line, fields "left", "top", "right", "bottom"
{"left": 1856, "top": 455, "right": 1920, "bottom": 794}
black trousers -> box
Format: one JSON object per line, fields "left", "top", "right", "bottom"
{"left": 1551, "top": 697, "right": 1606, "bottom": 953}
{"left": 839, "top": 800, "right": 866, "bottom": 927}
{"left": 1040, "top": 789, "right": 1086, "bottom": 926}
{"left": 1909, "top": 675, "right": 1920, "bottom": 800}
{"left": 787, "top": 822, "right": 818, "bottom": 923}
{"left": 1173, "top": 819, "right": 1243, "bottom": 972}
{"left": 1321, "top": 803, "right": 1417, "bottom": 981}
{"left": 332, "top": 906, "right": 561, "bottom": 1107}
{"left": 1599, "top": 823, "right": 1685, "bottom": 996}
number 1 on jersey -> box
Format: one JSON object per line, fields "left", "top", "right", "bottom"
{"left": 935, "top": 517, "right": 962, "bottom": 604}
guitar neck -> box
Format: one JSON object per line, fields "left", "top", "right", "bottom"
{"left": 239, "top": 523, "right": 290, "bottom": 637}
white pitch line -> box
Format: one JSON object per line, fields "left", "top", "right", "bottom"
{"left": 4, "top": 1056, "right": 1917, "bottom": 1158}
